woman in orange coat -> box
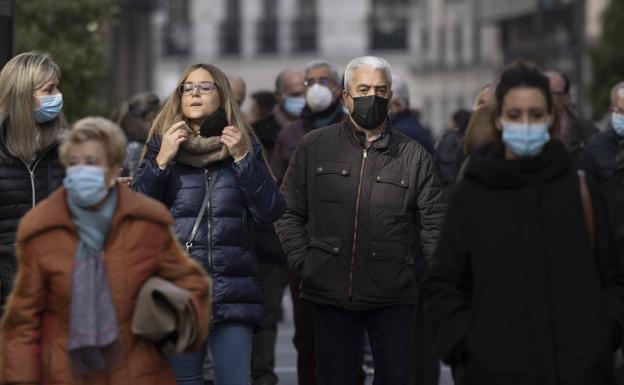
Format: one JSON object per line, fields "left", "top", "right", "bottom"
{"left": 0, "top": 117, "right": 210, "bottom": 385}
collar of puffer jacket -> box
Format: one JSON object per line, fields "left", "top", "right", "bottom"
{"left": 16, "top": 183, "right": 173, "bottom": 244}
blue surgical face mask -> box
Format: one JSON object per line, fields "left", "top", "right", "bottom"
{"left": 283, "top": 96, "right": 306, "bottom": 118}
{"left": 35, "top": 93, "right": 63, "bottom": 123}
{"left": 612, "top": 112, "right": 624, "bottom": 137}
{"left": 501, "top": 120, "right": 551, "bottom": 158}
{"left": 63, "top": 165, "right": 110, "bottom": 208}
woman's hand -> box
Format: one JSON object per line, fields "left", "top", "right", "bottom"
{"left": 220, "top": 125, "right": 249, "bottom": 162}
{"left": 155, "top": 121, "right": 189, "bottom": 169}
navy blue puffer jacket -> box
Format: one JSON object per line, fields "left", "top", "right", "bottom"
{"left": 133, "top": 137, "right": 286, "bottom": 327}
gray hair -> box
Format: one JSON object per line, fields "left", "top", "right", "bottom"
{"left": 612, "top": 82, "right": 624, "bottom": 106}
{"left": 304, "top": 60, "right": 341, "bottom": 87}
{"left": 391, "top": 75, "right": 409, "bottom": 109}
{"left": 344, "top": 56, "right": 392, "bottom": 90}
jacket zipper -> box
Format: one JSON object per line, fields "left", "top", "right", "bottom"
{"left": 19, "top": 156, "right": 46, "bottom": 208}
{"left": 205, "top": 170, "right": 213, "bottom": 272}
{"left": 348, "top": 148, "right": 367, "bottom": 300}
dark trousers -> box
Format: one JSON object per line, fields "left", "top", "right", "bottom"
{"left": 313, "top": 303, "right": 415, "bottom": 385}
{"left": 252, "top": 263, "right": 289, "bottom": 385}
{"left": 289, "top": 270, "right": 316, "bottom": 385}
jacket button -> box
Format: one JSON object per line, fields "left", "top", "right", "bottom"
{"left": 341, "top": 170, "right": 347, "bottom": 175}
{"left": 333, "top": 247, "right": 339, "bottom": 253}
{"left": 376, "top": 176, "right": 381, "bottom": 181}
{"left": 372, "top": 252, "right": 377, "bottom": 256}
{"left": 317, "top": 167, "right": 323, "bottom": 172}
{"left": 400, "top": 179, "right": 405, "bottom": 185}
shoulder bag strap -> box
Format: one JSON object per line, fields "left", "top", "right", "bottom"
{"left": 577, "top": 170, "right": 596, "bottom": 254}
{"left": 185, "top": 169, "right": 219, "bottom": 256}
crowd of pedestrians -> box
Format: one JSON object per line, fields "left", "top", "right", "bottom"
{"left": 0, "top": 49, "right": 624, "bottom": 385}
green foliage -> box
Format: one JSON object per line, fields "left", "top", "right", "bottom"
{"left": 589, "top": 0, "right": 624, "bottom": 119}
{"left": 15, "top": 0, "right": 118, "bottom": 123}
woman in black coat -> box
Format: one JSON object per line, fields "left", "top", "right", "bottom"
{"left": 423, "top": 62, "right": 624, "bottom": 385}
{"left": 0, "top": 52, "right": 67, "bottom": 311}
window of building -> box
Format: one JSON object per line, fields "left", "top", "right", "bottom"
{"left": 454, "top": 23, "right": 463, "bottom": 65}
{"left": 220, "top": 0, "right": 241, "bottom": 55}
{"left": 257, "top": 0, "right": 278, "bottom": 54}
{"left": 438, "top": 27, "right": 447, "bottom": 65}
{"left": 292, "top": 0, "right": 317, "bottom": 53}
{"left": 162, "top": 0, "right": 191, "bottom": 57}
{"left": 370, "top": 0, "right": 408, "bottom": 50}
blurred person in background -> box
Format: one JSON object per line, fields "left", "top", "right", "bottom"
{"left": 424, "top": 62, "right": 624, "bottom": 384}
{"left": 271, "top": 60, "right": 346, "bottom": 184}
{"left": 270, "top": 60, "right": 346, "bottom": 385}
{"left": 434, "top": 109, "right": 472, "bottom": 190}
{"left": 389, "top": 75, "right": 434, "bottom": 154}
{"left": 472, "top": 84, "right": 494, "bottom": 111}
{"left": 545, "top": 70, "right": 598, "bottom": 159}
{"left": 248, "top": 86, "right": 289, "bottom": 385}
{"left": 133, "top": 63, "right": 285, "bottom": 385}
{"left": 116, "top": 91, "right": 160, "bottom": 178}
{"left": 0, "top": 117, "right": 210, "bottom": 385}
{"left": 228, "top": 74, "right": 247, "bottom": 107}
{"left": 0, "top": 51, "right": 67, "bottom": 313}
{"left": 272, "top": 69, "right": 306, "bottom": 131}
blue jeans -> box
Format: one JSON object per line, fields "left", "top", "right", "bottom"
{"left": 169, "top": 322, "right": 253, "bottom": 385}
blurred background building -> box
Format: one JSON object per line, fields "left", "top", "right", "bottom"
{"left": 1, "top": 0, "right": 613, "bottom": 136}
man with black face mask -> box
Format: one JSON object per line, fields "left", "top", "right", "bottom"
{"left": 276, "top": 56, "right": 445, "bottom": 385}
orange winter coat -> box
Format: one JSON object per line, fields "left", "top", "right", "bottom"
{"left": 0, "top": 184, "right": 211, "bottom": 385}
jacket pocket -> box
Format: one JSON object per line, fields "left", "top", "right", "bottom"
{"left": 370, "top": 170, "right": 409, "bottom": 211}
{"left": 301, "top": 237, "right": 344, "bottom": 294}
{"left": 362, "top": 241, "right": 416, "bottom": 301}
{"left": 313, "top": 162, "right": 352, "bottom": 203}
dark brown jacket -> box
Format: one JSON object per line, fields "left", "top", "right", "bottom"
{"left": 275, "top": 120, "right": 445, "bottom": 310}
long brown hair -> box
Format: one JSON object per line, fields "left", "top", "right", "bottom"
{"left": 146, "top": 63, "right": 256, "bottom": 149}
{"left": 0, "top": 51, "right": 67, "bottom": 161}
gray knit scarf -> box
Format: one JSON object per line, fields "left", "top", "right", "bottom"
{"left": 174, "top": 132, "right": 230, "bottom": 168}
{"left": 67, "top": 188, "right": 121, "bottom": 376}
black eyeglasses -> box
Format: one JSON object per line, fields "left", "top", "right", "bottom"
{"left": 178, "top": 81, "right": 218, "bottom": 96}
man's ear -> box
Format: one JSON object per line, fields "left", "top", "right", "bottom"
{"left": 495, "top": 118, "right": 502, "bottom": 132}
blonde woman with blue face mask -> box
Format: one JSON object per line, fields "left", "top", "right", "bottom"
{"left": 0, "top": 51, "right": 68, "bottom": 312}
{"left": 423, "top": 62, "right": 624, "bottom": 385}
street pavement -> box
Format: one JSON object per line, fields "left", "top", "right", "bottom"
{"left": 273, "top": 292, "right": 454, "bottom": 385}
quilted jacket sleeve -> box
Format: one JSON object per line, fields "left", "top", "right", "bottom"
{"left": 274, "top": 140, "right": 309, "bottom": 273}
{"left": 414, "top": 148, "right": 445, "bottom": 264}
{"left": 232, "top": 145, "right": 286, "bottom": 225}
{"left": 132, "top": 137, "right": 170, "bottom": 200}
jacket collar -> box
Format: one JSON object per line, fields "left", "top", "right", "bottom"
{"left": 17, "top": 183, "right": 173, "bottom": 244}
{"left": 345, "top": 118, "right": 391, "bottom": 152}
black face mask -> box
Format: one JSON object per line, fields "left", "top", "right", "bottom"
{"left": 199, "top": 106, "right": 228, "bottom": 137}
{"left": 350, "top": 95, "right": 389, "bottom": 130}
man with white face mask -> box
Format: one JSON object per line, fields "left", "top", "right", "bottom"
{"left": 269, "top": 60, "right": 346, "bottom": 385}
{"left": 582, "top": 82, "right": 624, "bottom": 260}
{"left": 271, "top": 60, "right": 345, "bottom": 183}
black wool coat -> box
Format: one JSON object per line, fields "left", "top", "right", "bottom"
{"left": 423, "top": 141, "right": 624, "bottom": 385}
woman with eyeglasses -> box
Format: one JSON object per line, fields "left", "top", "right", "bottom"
{"left": 133, "top": 63, "right": 285, "bottom": 385}
{"left": 0, "top": 51, "right": 67, "bottom": 313}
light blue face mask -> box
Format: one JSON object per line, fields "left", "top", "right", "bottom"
{"left": 501, "top": 121, "right": 551, "bottom": 158}
{"left": 63, "top": 165, "right": 110, "bottom": 208}
{"left": 35, "top": 93, "right": 63, "bottom": 123}
{"left": 283, "top": 96, "right": 306, "bottom": 118}
{"left": 612, "top": 113, "right": 624, "bottom": 137}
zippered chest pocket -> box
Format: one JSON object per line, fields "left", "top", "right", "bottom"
{"left": 313, "top": 162, "right": 352, "bottom": 203}
{"left": 370, "top": 170, "right": 410, "bottom": 210}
